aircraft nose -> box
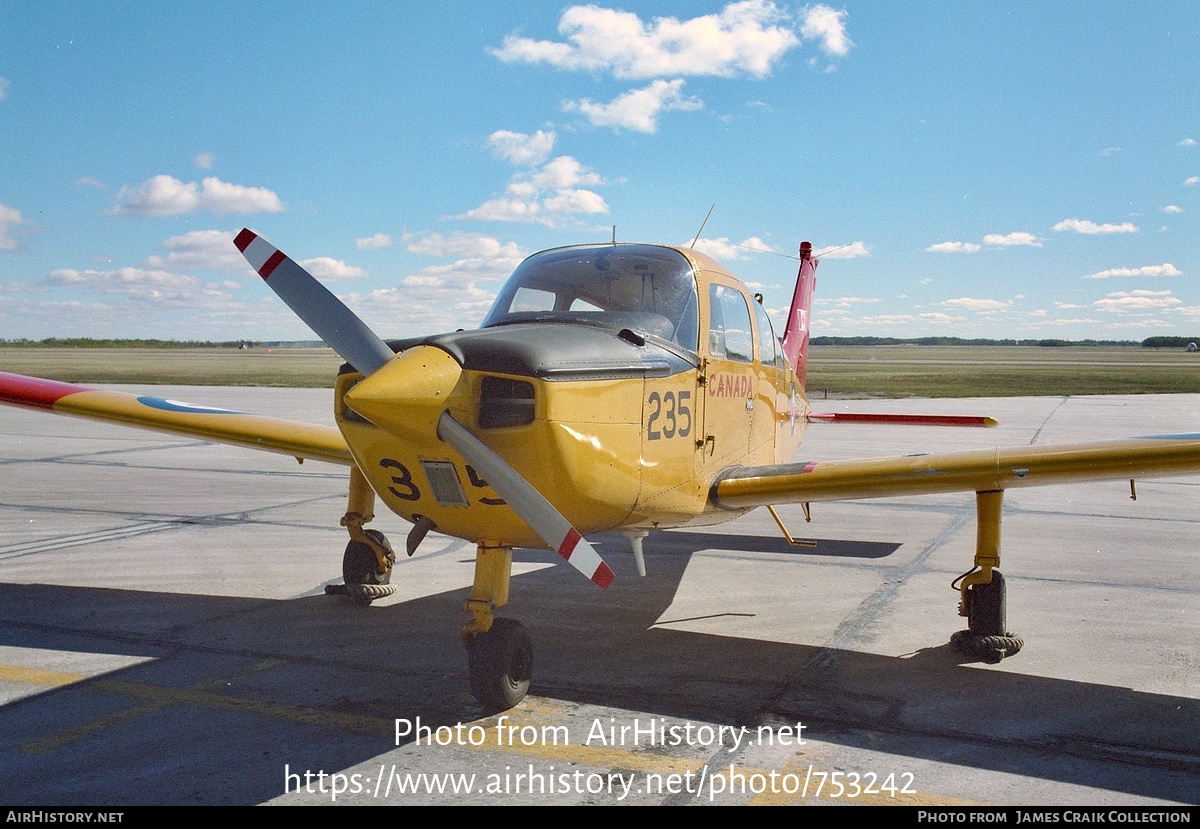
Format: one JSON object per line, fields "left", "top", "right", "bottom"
{"left": 343, "top": 344, "right": 463, "bottom": 440}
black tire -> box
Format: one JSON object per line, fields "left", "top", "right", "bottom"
{"left": 951, "top": 630, "right": 1024, "bottom": 663}
{"left": 467, "top": 618, "right": 532, "bottom": 712}
{"left": 342, "top": 529, "right": 393, "bottom": 586}
{"left": 966, "top": 570, "right": 1005, "bottom": 637}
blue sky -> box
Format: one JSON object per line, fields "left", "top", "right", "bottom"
{"left": 1, "top": 2, "right": 1196, "bottom": 342}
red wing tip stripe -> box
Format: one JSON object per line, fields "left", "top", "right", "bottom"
{"left": 801, "top": 461, "right": 819, "bottom": 474}
{"left": 591, "top": 562, "right": 615, "bottom": 590}
{"left": 557, "top": 528, "right": 582, "bottom": 560}
{"left": 233, "top": 228, "right": 257, "bottom": 252}
{"left": 0, "top": 372, "right": 92, "bottom": 409}
{"left": 259, "top": 250, "right": 287, "bottom": 280}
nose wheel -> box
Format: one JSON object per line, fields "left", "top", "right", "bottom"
{"left": 326, "top": 467, "right": 397, "bottom": 605}
{"left": 466, "top": 618, "right": 532, "bottom": 711}
{"left": 341, "top": 529, "right": 397, "bottom": 603}
{"left": 326, "top": 527, "right": 397, "bottom": 605}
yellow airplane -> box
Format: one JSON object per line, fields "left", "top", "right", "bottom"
{"left": 4, "top": 231, "right": 1200, "bottom": 712}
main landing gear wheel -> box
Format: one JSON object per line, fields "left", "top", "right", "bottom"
{"left": 332, "top": 529, "right": 397, "bottom": 606}
{"left": 951, "top": 570, "right": 1023, "bottom": 664}
{"left": 466, "top": 618, "right": 532, "bottom": 712}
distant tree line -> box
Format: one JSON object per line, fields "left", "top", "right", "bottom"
{"left": 1140, "top": 336, "right": 1200, "bottom": 349}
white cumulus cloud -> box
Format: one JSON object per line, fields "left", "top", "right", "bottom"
{"left": 487, "top": 130, "right": 556, "bottom": 166}
{"left": 1053, "top": 218, "right": 1138, "bottom": 234}
{"left": 943, "top": 297, "right": 1012, "bottom": 312}
{"left": 1084, "top": 263, "right": 1182, "bottom": 279}
{"left": 111, "top": 175, "right": 285, "bottom": 217}
{"left": 456, "top": 146, "right": 609, "bottom": 226}
{"left": 799, "top": 4, "right": 851, "bottom": 57}
{"left": 352, "top": 251, "right": 522, "bottom": 335}
{"left": 1093, "top": 289, "right": 1181, "bottom": 312}
{"left": 0, "top": 202, "right": 29, "bottom": 251}
{"left": 405, "top": 231, "right": 523, "bottom": 260}
{"left": 565, "top": 79, "right": 703, "bottom": 133}
{"left": 356, "top": 233, "right": 393, "bottom": 250}
{"left": 542, "top": 188, "right": 609, "bottom": 215}
{"left": 489, "top": 1, "right": 803, "bottom": 79}
{"left": 1186, "top": 176, "right": 1199, "bottom": 187}
{"left": 44, "top": 267, "right": 239, "bottom": 308}
{"left": 299, "top": 257, "right": 366, "bottom": 281}
{"left": 983, "top": 231, "right": 1041, "bottom": 247}
{"left": 143, "top": 229, "right": 252, "bottom": 273}
{"left": 821, "top": 296, "right": 880, "bottom": 307}
{"left": 818, "top": 241, "right": 869, "bottom": 259}
{"left": 925, "top": 241, "right": 981, "bottom": 253}
{"left": 691, "top": 236, "right": 776, "bottom": 260}
{"left": 530, "top": 156, "right": 605, "bottom": 189}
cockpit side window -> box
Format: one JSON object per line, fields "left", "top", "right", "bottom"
{"left": 708, "top": 284, "right": 753, "bottom": 363}
{"left": 752, "top": 298, "right": 782, "bottom": 369}
{"left": 483, "top": 245, "right": 700, "bottom": 352}
{"left": 510, "top": 287, "right": 557, "bottom": 312}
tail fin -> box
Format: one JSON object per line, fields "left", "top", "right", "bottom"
{"left": 780, "top": 241, "right": 818, "bottom": 385}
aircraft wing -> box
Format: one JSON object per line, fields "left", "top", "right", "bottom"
{"left": 711, "top": 434, "right": 1200, "bottom": 508}
{"left": 0, "top": 372, "right": 353, "bottom": 466}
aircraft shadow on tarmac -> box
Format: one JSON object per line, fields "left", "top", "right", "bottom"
{"left": 1, "top": 530, "right": 1196, "bottom": 805}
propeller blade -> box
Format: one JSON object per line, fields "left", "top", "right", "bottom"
{"left": 437, "top": 412, "right": 614, "bottom": 589}
{"left": 234, "top": 229, "right": 395, "bottom": 376}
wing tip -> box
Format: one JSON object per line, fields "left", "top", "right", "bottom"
{"left": 0, "top": 372, "right": 90, "bottom": 409}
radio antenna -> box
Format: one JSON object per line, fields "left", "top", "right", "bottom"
{"left": 690, "top": 205, "right": 715, "bottom": 249}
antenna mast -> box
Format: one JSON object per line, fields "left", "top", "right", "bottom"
{"left": 690, "top": 205, "right": 715, "bottom": 249}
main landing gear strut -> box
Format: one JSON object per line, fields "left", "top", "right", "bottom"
{"left": 462, "top": 545, "right": 532, "bottom": 711}
{"left": 951, "top": 489, "right": 1023, "bottom": 663}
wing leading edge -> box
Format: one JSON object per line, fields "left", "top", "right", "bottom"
{"left": 711, "top": 434, "right": 1200, "bottom": 509}
{"left": 0, "top": 371, "right": 352, "bottom": 466}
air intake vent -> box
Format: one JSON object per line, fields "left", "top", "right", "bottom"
{"left": 479, "top": 376, "right": 535, "bottom": 428}
{"left": 420, "top": 461, "right": 468, "bottom": 507}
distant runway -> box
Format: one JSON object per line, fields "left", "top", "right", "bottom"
{"left": 1, "top": 387, "right": 1198, "bottom": 805}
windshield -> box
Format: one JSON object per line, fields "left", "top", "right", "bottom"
{"left": 482, "top": 245, "right": 699, "bottom": 351}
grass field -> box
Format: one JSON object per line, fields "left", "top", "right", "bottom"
{"left": 3, "top": 344, "right": 1200, "bottom": 397}
{"left": 804, "top": 345, "right": 1200, "bottom": 397}
{"left": 0, "top": 347, "right": 346, "bottom": 388}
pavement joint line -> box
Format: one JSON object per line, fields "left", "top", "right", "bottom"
{"left": 1028, "top": 395, "right": 1072, "bottom": 445}
{"left": 800, "top": 509, "right": 974, "bottom": 674}
{"left": 0, "top": 494, "right": 352, "bottom": 560}
{"left": 0, "top": 522, "right": 183, "bottom": 559}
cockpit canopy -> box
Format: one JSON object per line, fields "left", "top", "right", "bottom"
{"left": 482, "top": 244, "right": 699, "bottom": 352}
